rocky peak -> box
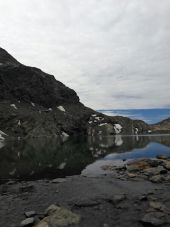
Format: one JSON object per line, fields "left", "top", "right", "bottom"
{"left": 0, "top": 48, "right": 79, "bottom": 107}
{"left": 0, "top": 47, "right": 20, "bottom": 66}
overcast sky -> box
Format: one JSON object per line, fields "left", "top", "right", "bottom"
{"left": 0, "top": 0, "right": 170, "bottom": 109}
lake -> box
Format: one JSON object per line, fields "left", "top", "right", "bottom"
{"left": 1, "top": 134, "right": 170, "bottom": 183}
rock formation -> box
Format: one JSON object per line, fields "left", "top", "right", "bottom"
{"left": 1, "top": 47, "right": 167, "bottom": 138}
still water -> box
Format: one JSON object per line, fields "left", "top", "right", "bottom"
{"left": 0, "top": 135, "right": 170, "bottom": 182}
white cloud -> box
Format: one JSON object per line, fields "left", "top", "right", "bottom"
{"left": 0, "top": 0, "right": 170, "bottom": 109}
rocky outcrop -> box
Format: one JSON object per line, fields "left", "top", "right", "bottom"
{"left": 151, "top": 117, "right": 170, "bottom": 134}
{"left": 0, "top": 47, "right": 151, "bottom": 138}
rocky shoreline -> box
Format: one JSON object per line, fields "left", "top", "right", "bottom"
{"left": 0, "top": 156, "right": 170, "bottom": 227}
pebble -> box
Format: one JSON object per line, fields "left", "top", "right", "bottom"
{"left": 20, "top": 217, "right": 35, "bottom": 226}
{"left": 24, "top": 210, "right": 36, "bottom": 218}
{"left": 141, "top": 212, "right": 165, "bottom": 226}
{"left": 51, "top": 178, "right": 66, "bottom": 183}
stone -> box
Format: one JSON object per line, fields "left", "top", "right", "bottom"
{"left": 34, "top": 221, "right": 49, "bottom": 227}
{"left": 107, "top": 194, "right": 126, "bottom": 204}
{"left": 126, "top": 159, "right": 160, "bottom": 172}
{"left": 150, "top": 175, "right": 165, "bottom": 183}
{"left": 36, "top": 206, "right": 80, "bottom": 227}
{"left": 163, "top": 160, "right": 170, "bottom": 170}
{"left": 72, "top": 199, "right": 100, "bottom": 207}
{"left": 20, "top": 217, "right": 35, "bottom": 226}
{"left": 149, "top": 201, "right": 166, "bottom": 211}
{"left": 24, "top": 211, "right": 36, "bottom": 218}
{"left": 149, "top": 201, "right": 170, "bottom": 214}
{"left": 141, "top": 212, "right": 166, "bottom": 226}
{"left": 143, "top": 166, "right": 165, "bottom": 176}
{"left": 139, "top": 195, "right": 148, "bottom": 201}
{"left": 45, "top": 204, "right": 59, "bottom": 216}
{"left": 51, "top": 178, "right": 66, "bottom": 184}
{"left": 156, "top": 155, "right": 170, "bottom": 160}
{"left": 127, "top": 173, "right": 137, "bottom": 178}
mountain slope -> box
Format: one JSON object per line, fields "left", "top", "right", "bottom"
{"left": 0, "top": 48, "right": 151, "bottom": 138}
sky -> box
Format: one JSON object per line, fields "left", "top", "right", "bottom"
{"left": 0, "top": 0, "right": 170, "bottom": 109}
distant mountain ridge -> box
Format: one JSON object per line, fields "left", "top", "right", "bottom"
{"left": 98, "top": 109, "right": 170, "bottom": 124}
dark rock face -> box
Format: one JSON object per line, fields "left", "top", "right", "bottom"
{"left": 0, "top": 48, "right": 20, "bottom": 66}
{"left": 0, "top": 48, "right": 79, "bottom": 107}
{"left": 0, "top": 47, "right": 151, "bottom": 137}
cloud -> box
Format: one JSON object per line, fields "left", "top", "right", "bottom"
{"left": 0, "top": 0, "right": 170, "bottom": 109}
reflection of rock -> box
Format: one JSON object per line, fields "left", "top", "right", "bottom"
{"left": 0, "top": 129, "right": 7, "bottom": 141}
{"left": 114, "top": 135, "right": 123, "bottom": 146}
{"left": 1, "top": 135, "right": 170, "bottom": 181}
{"left": 0, "top": 137, "right": 94, "bottom": 181}
{"left": 58, "top": 162, "right": 66, "bottom": 170}
{"left": 0, "top": 140, "right": 5, "bottom": 149}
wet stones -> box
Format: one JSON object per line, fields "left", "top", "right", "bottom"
{"left": 20, "top": 205, "right": 80, "bottom": 227}
{"left": 141, "top": 212, "right": 166, "bottom": 226}
{"left": 101, "top": 157, "right": 170, "bottom": 183}
{"left": 35, "top": 204, "right": 80, "bottom": 227}
{"left": 126, "top": 159, "right": 161, "bottom": 172}
{"left": 141, "top": 200, "right": 170, "bottom": 226}
{"left": 163, "top": 160, "right": 170, "bottom": 171}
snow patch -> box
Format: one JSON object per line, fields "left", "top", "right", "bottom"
{"left": 135, "top": 128, "right": 139, "bottom": 134}
{"left": 89, "top": 147, "right": 94, "bottom": 151}
{"left": 18, "top": 120, "right": 21, "bottom": 126}
{"left": 88, "top": 121, "right": 92, "bottom": 124}
{"left": 99, "top": 143, "right": 110, "bottom": 148}
{"left": 31, "top": 102, "right": 35, "bottom": 107}
{"left": 0, "top": 130, "right": 7, "bottom": 136}
{"left": 58, "top": 162, "right": 66, "bottom": 170}
{"left": 9, "top": 168, "right": 16, "bottom": 176}
{"left": 10, "top": 104, "right": 17, "bottom": 109}
{"left": 91, "top": 114, "right": 97, "bottom": 117}
{"left": 114, "top": 124, "right": 122, "bottom": 134}
{"left": 99, "top": 123, "right": 108, "bottom": 127}
{"left": 0, "top": 134, "right": 5, "bottom": 140}
{"left": 57, "top": 106, "right": 65, "bottom": 112}
{"left": 0, "top": 130, "right": 7, "bottom": 141}
{"left": 61, "top": 132, "right": 69, "bottom": 137}
{"left": 48, "top": 108, "right": 52, "bottom": 111}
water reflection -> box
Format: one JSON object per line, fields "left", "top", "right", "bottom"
{"left": 0, "top": 135, "right": 170, "bottom": 182}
